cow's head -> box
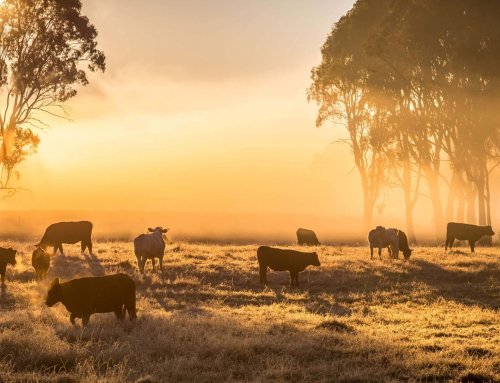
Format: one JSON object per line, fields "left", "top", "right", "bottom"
{"left": 486, "top": 226, "right": 495, "bottom": 236}
{"left": 32, "top": 247, "right": 48, "bottom": 260}
{"left": 310, "top": 252, "right": 321, "bottom": 267}
{"left": 403, "top": 248, "right": 413, "bottom": 260}
{"left": 45, "top": 278, "right": 62, "bottom": 307}
{"left": 148, "top": 227, "right": 169, "bottom": 234}
{"left": 4, "top": 248, "right": 17, "bottom": 266}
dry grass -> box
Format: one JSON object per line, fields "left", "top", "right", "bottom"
{"left": 0, "top": 241, "right": 499, "bottom": 382}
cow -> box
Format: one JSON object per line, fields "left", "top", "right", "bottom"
{"left": 134, "top": 227, "right": 168, "bottom": 273}
{"left": 32, "top": 247, "right": 50, "bottom": 280}
{"left": 368, "top": 226, "right": 412, "bottom": 259}
{"left": 36, "top": 221, "right": 93, "bottom": 256}
{"left": 257, "top": 246, "right": 321, "bottom": 286}
{"left": 0, "top": 247, "right": 17, "bottom": 288}
{"left": 45, "top": 273, "right": 137, "bottom": 325}
{"left": 296, "top": 228, "right": 320, "bottom": 246}
{"left": 445, "top": 222, "right": 495, "bottom": 253}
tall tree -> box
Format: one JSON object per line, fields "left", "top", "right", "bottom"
{"left": 308, "top": 0, "right": 393, "bottom": 233}
{"left": 0, "top": 0, "right": 105, "bottom": 197}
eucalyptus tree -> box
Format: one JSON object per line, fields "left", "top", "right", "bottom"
{"left": 308, "top": 0, "right": 393, "bottom": 233}
{"left": 0, "top": 0, "right": 105, "bottom": 197}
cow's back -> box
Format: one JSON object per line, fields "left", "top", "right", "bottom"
{"left": 134, "top": 233, "right": 165, "bottom": 258}
{"left": 61, "top": 274, "right": 135, "bottom": 313}
{"left": 257, "top": 246, "right": 309, "bottom": 271}
{"left": 43, "top": 221, "right": 93, "bottom": 243}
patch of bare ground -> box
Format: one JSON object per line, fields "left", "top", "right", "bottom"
{"left": 0, "top": 242, "right": 498, "bottom": 382}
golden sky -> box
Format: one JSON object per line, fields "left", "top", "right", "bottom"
{"left": 10, "top": 0, "right": 359, "bottom": 215}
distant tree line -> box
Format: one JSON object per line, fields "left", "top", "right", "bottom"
{"left": 309, "top": 0, "right": 500, "bottom": 241}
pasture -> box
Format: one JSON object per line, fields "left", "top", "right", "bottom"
{"left": 0, "top": 241, "right": 498, "bottom": 382}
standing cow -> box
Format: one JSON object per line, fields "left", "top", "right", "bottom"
{"left": 445, "top": 222, "right": 495, "bottom": 253}
{"left": 32, "top": 247, "right": 51, "bottom": 280}
{"left": 0, "top": 247, "right": 17, "bottom": 288}
{"left": 36, "top": 221, "right": 93, "bottom": 256}
{"left": 368, "top": 226, "right": 412, "bottom": 259}
{"left": 257, "top": 246, "right": 321, "bottom": 286}
{"left": 45, "top": 273, "right": 137, "bottom": 325}
{"left": 296, "top": 228, "right": 320, "bottom": 246}
{"left": 134, "top": 227, "right": 168, "bottom": 273}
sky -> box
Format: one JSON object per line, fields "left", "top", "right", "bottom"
{"left": 2, "top": 0, "right": 455, "bottom": 240}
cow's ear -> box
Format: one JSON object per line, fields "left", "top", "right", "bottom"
{"left": 50, "top": 278, "right": 60, "bottom": 288}
{"left": 162, "top": 228, "right": 169, "bottom": 233}
{"left": 148, "top": 228, "right": 154, "bottom": 232}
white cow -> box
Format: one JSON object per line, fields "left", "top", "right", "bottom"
{"left": 133, "top": 227, "right": 168, "bottom": 273}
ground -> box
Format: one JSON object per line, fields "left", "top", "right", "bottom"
{"left": 0, "top": 242, "right": 499, "bottom": 383}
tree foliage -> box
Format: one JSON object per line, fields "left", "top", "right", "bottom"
{"left": 0, "top": 0, "right": 105, "bottom": 196}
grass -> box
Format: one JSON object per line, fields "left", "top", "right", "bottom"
{"left": 0, "top": 241, "right": 499, "bottom": 382}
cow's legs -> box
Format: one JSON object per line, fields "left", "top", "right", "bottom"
{"left": 378, "top": 247, "right": 382, "bottom": 259}
{"left": 446, "top": 237, "right": 454, "bottom": 250}
{"left": 1, "top": 273, "right": 5, "bottom": 288}
{"left": 159, "top": 257, "right": 163, "bottom": 271}
{"left": 87, "top": 241, "right": 93, "bottom": 256}
{"left": 57, "top": 244, "right": 64, "bottom": 255}
{"left": 370, "top": 246, "right": 374, "bottom": 259}
{"left": 82, "top": 315, "right": 90, "bottom": 326}
{"left": 293, "top": 272, "right": 299, "bottom": 286}
{"left": 469, "top": 240, "right": 475, "bottom": 253}
{"left": 70, "top": 313, "right": 77, "bottom": 325}
{"left": 114, "top": 307, "right": 125, "bottom": 320}
{"left": 81, "top": 241, "right": 86, "bottom": 254}
{"left": 259, "top": 265, "right": 267, "bottom": 285}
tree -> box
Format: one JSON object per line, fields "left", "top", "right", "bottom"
{"left": 308, "top": 0, "right": 393, "bottom": 234}
{"left": 0, "top": 0, "right": 105, "bottom": 197}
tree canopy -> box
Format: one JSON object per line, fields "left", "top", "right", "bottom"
{"left": 0, "top": 0, "right": 105, "bottom": 196}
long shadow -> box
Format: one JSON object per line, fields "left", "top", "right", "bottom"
{"left": 410, "top": 259, "right": 499, "bottom": 310}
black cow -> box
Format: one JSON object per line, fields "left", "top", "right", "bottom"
{"left": 0, "top": 247, "right": 17, "bottom": 288}
{"left": 296, "top": 228, "right": 320, "bottom": 246}
{"left": 445, "top": 222, "right": 495, "bottom": 253}
{"left": 257, "top": 246, "right": 321, "bottom": 286}
{"left": 32, "top": 247, "right": 50, "bottom": 280}
{"left": 36, "top": 221, "right": 93, "bottom": 255}
{"left": 45, "top": 273, "right": 137, "bottom": 325}
{"left": 398, "top": 230, "right": 413, "bottom": 259}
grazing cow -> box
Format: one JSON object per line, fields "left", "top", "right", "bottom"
{"left": 134, "top": 227, "right": 168, "bottom": 273}
{"left": 32, "top": 247, "right": 50, "bottom": 280}
{"left": 45, "top": 273, "right": 137, "bottom": 325}
{"left": 368, "top": 226, "right": 412, "bottom": 259}
{"left": 0, "top": 247, "right": 17, "bottom": 288}
{"left": 445, "top": 222, "right": 495, "bottom": 253}
{"left": 296, "top": 228, "right": 320, "bottom": 246}
{"left": 257, "top": 246, "right": 321, "bottom": 286}
{"left": 36, "top": 221, "right": 93, "bottom": 255}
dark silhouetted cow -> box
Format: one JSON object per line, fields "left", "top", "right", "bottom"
{"left": 445, "top": 222, "right": 495, "bottom": 253}
{"left": 257, "top": 246, "right": 321, "bottom": 286}
{"left": 0, "top": 247, "right": 17, "bottom": 288}
{"left": 32, "top": 247, "right": 50, "bottom": 280}
{"left": 45, "top": 273, "right": 137, "bottom": 325}
{"left": 134, "top": 227, "right": 168, "bottom": 273}
{"left": 36, "top": 221, "right": 93, "bottom": 255}
{"left": 296, "top": 228, "right": 320, "bottom": 246}
{"left": 368, "top": 226, "right": 412, "bottom": 259}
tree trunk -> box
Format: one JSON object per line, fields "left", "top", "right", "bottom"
{"left": 465, "top": 181, "right": 477, "bottom": 224}
{"left": 424, "top": 167, "right": 444, "bottom": 240}
{"left": 445, "top": 170, "right": 459, "bottom": 222}
{"left": 362, "top": 183, "right": 374, "bottom": 237}
{"left": 402, "top": 158, "right": 416, "bottom": 243}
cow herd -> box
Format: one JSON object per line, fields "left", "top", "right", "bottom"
{"left": 0, "top": 220, "right": 496, "bottom": 325}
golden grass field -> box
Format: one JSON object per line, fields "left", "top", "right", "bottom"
{"left": 0, "top": 241, "right": 499, "bottom": 383}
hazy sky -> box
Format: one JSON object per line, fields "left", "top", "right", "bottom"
{"left": 10, "top": 0, "right": 359, "bottom": 217}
